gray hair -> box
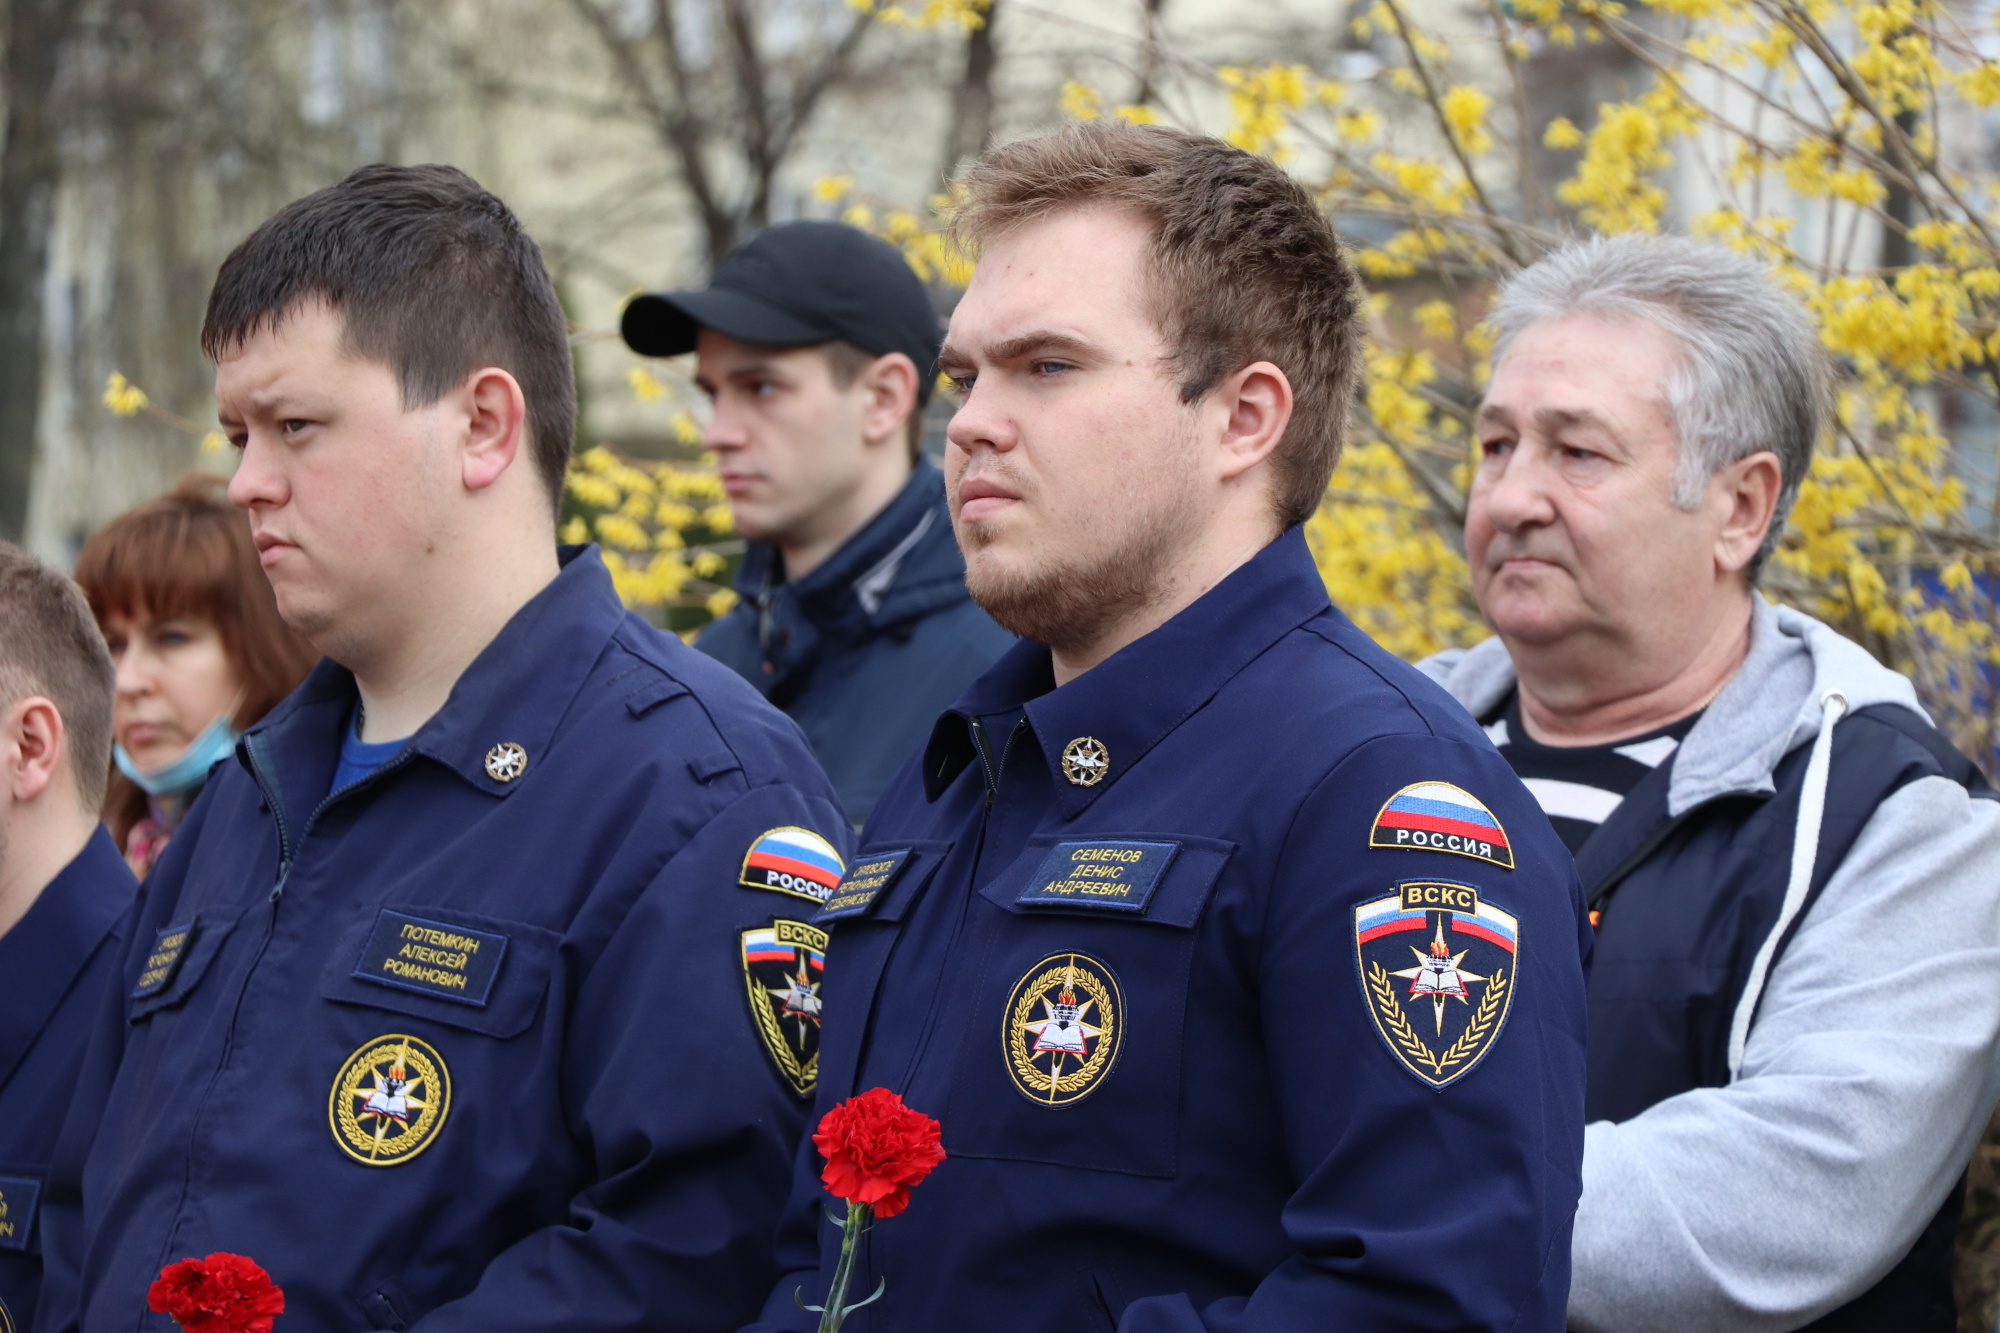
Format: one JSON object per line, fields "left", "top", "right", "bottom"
{"left": 1488, "top": 234, "right": 1829, "bottom": 574}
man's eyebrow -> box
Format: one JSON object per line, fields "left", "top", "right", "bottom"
{"left": 725, "top": 361, "right": 786, "bottom": 381}
{"left": 1473, "top": 401, "right": 1616, "bottom": 435}
{"left": 939, "top": 331, "right": 1098, "bottom": 369}
{"left": 230, "top": 386, "right": 298, "bottom": 417}
{"left": 1533, "top": 406, "right": 1614, "bottom": 435}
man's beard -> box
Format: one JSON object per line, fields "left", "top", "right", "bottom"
{"left": 962, "top": 498, "right": 1198, "bottom": 657}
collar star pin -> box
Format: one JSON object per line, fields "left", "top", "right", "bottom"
{"left": 484, "top": 742, "right": 528, "bottom": 783}
{"left": 1060, "top": 736, "right": 1110, "bottom": 787}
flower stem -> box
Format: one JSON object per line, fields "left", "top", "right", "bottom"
{"left": 819, "top": 1201, "right": 872, "bottom": 1333}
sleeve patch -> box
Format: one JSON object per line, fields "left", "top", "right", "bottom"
{"left": 739, "top": 826, "right": 846, "bottom": 905}
{"left": 1370, "top": 781, "right": 1514, "bottom": 869}
{"left": 1355, "top": 881, "right": 1519, "bottom": 1089}
{"left": 741, "top": 919, "right": 826, "bottom": 1098}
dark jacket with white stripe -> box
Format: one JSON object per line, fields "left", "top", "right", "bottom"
{"left": 1423, "top": 597, "right": 2000, "bottom": 1333}
{"left": 697, "top": 459, "right": 1014, "bottom": 824}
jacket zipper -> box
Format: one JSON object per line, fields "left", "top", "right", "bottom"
{"left": 154, "top": 732, "right": 418, "bottom": 1271}
{"left": 1588, "top": 787, "right": 1766, "bottom": 918}
{"left": 246, "top": 736, "right": 418, "bottom": 904}
{"left": 892, "top": 715, "right": 1025, "bottom": 1094}
{"left": 969, "top": 716, "right": 1027, "bottom": 812}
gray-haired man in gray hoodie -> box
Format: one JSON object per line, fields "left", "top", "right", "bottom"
{"left": 1422, "top": 233, "right": 2000, "bottom": 1332}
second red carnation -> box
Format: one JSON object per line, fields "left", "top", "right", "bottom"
{"left": 146, "top": 1252, "right": 285, "bottom": 1333}
{"left": 813, "top": 1086, "right": 947, "bottom": 1219}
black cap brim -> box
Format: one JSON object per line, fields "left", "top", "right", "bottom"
{"left": 620, "top": 288, "right": 833, "bottom": 357}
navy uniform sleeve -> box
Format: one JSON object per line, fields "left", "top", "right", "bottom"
{"left": 1120, "top": 734, "right": 1589, "bottom": 1332}
{"left": 739, "top": 1111, "right": 828, "bottom": 1332}
{"left": 408, "top": 779, "right": 852, "bottom": 1332}
{"left": 29, "top": 915, "right": 133, "bottom": 1333}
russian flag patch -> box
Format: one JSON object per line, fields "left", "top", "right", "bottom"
{"left": 739, "top": 827, "right": 847, "bottom": 905}
{"left": 1370, "top": 781, "right": 1514, "bottom": 870}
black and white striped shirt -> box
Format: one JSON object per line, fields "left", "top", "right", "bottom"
{"left": 1487, "top": 692, "right": 1701, "bottom": 854}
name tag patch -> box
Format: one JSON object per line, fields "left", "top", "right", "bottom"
{"left": 1017, "top": 841, "right": 1178, "bottom": 913}
{"left": 0, "top": 1175, "right": 39, "bottom": 1251}
{"left": 815, "top": 849, "right": 912, "bottom": 923}
{"left": 353, "top": 911, "right": 508, "bottom": 1007}
{"left": 132, "top": 921, "right": 196, "bottom": 998}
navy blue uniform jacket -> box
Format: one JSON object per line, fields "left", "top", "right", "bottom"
{"left": 0, "top": 830, "right": 133, "bottom": 1333}
{"left": 698, "top": 459, "right": 1014, "bottom": 823}
{"left": 38, "top": 548, "right": 853, "bottom": 1332}
{"left": 749, "top": 529, "right": 1590, "bottom": 1332}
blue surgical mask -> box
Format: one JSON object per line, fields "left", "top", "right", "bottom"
{"left": 114, "top": 710, "right": 241, "bottom": 797}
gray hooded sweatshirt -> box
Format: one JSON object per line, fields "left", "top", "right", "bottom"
{"left": 1420, "top": 597, "right": 2000, "bottom": 1332}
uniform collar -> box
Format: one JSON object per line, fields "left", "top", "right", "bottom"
{"left": 405, "top": 544, "right": 629, "bottom": 794}
{"left": 245, "top": 544, "right": 629, "bottom": 804}
{"left": 0, "top": 826, "right": 133, "bottom": 1090}
{"left": 923, "top": 526, "right": 1331, "bottom": 817}
{"left": 737, "top": 458, "right": 962, "bottom": 632}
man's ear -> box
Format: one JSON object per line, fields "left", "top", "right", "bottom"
{"left": 3, "top": 697, "right": 66, "bottom": 806}
{"left": 859, "top": 353, "right": 920, "bottom": 450}
{"left": 461, "top": 367, "right": 531, "bottom": 493}
{"left": 1714, "top": 450, "right": 1784, "bottom": 575}
{"left": 1212, "top": 361, "right": 1294, "bottom": 483}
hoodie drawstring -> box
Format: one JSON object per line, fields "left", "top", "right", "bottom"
{"left": 1726, "top": 688, "right": 1848, "bottom": 1081}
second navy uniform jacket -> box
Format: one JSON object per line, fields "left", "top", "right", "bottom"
{"left": 748, "top": 528, "right": 1592, "bottom": 1333}
{"left": 0, "top": 829, "right": 134, "bottom": 1333}
{"left": 36, "top": 547, "right": 854, "bottom": 1333}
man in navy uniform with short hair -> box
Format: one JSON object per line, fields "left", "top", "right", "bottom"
{"left": 35, "top": 165, "right": 851, "bottom": 1332}
{"left": 747, "top": 120, "right": 1590, "bottom": 1332}
{"left": 0, "top": 545, "right": 136, "bottom": 1333}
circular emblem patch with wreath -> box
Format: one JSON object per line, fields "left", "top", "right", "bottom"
{"left": 329, "top": 1034, "right": 452, "bottom": 1166}
{"left": 1003, "top": 952, "right": 1123, "bottom": 1106}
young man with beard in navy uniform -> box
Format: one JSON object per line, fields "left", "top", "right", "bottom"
{"left": 34, "top": 165, "right": 850, "bottom": 1333}
{"left": 744, "top": 121, "right": 1591, "bottom": 1333}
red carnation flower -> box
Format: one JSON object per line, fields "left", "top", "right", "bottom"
{"left": 147, "top": 1252, "right": 285, "bottom": 1333}
{"left": 813, "top": 1086, "right": 946, "bottom": 1220}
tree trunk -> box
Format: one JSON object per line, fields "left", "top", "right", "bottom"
{"left": 940, "top": 0, "right": 999, "bottom": 185}
{"left": 1130, "top": 0, "right": 1165, "bottom": 109}
{"left": 0, "top": 0, "right": 78, "bottom": 542}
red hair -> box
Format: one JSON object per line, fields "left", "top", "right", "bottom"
{"left": 74, "top": 474, "right": 318, "bottom": 839}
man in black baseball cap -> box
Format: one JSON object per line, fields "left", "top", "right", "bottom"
{"left": 624, "top": 220, "right": 1011, "bottom": 823}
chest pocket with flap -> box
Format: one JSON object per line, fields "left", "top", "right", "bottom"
{"left": 319, "top": 905, "right": 560, "bottom": 1040}
{"left": 945, "top": 831, "right": 1234, "bottom": 1180}
{"left": 128, "top": 911, "right": 242, "bottom": 1023}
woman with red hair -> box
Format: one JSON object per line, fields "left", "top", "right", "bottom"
{"left": 74, "top": 475, "right": 317, "bottom": 875}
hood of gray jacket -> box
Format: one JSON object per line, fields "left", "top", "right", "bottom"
{"left": 1416, "top": 596, "right": 1929, "bottom": 816}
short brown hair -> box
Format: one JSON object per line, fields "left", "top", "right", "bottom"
{"left": 822, "top": 340, "right": 925, "bottom": 461}
{"left": 202, "top": 164, "right": 576, "bottom": 512}
{"left": 75, "top": 475, "right": 319, "bottom": 839}
{"left": 0, "top": 542, "right": 116, "bottom": 811}
{"left": 954, "top": 120, "right": 1365, "bottom": 526}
